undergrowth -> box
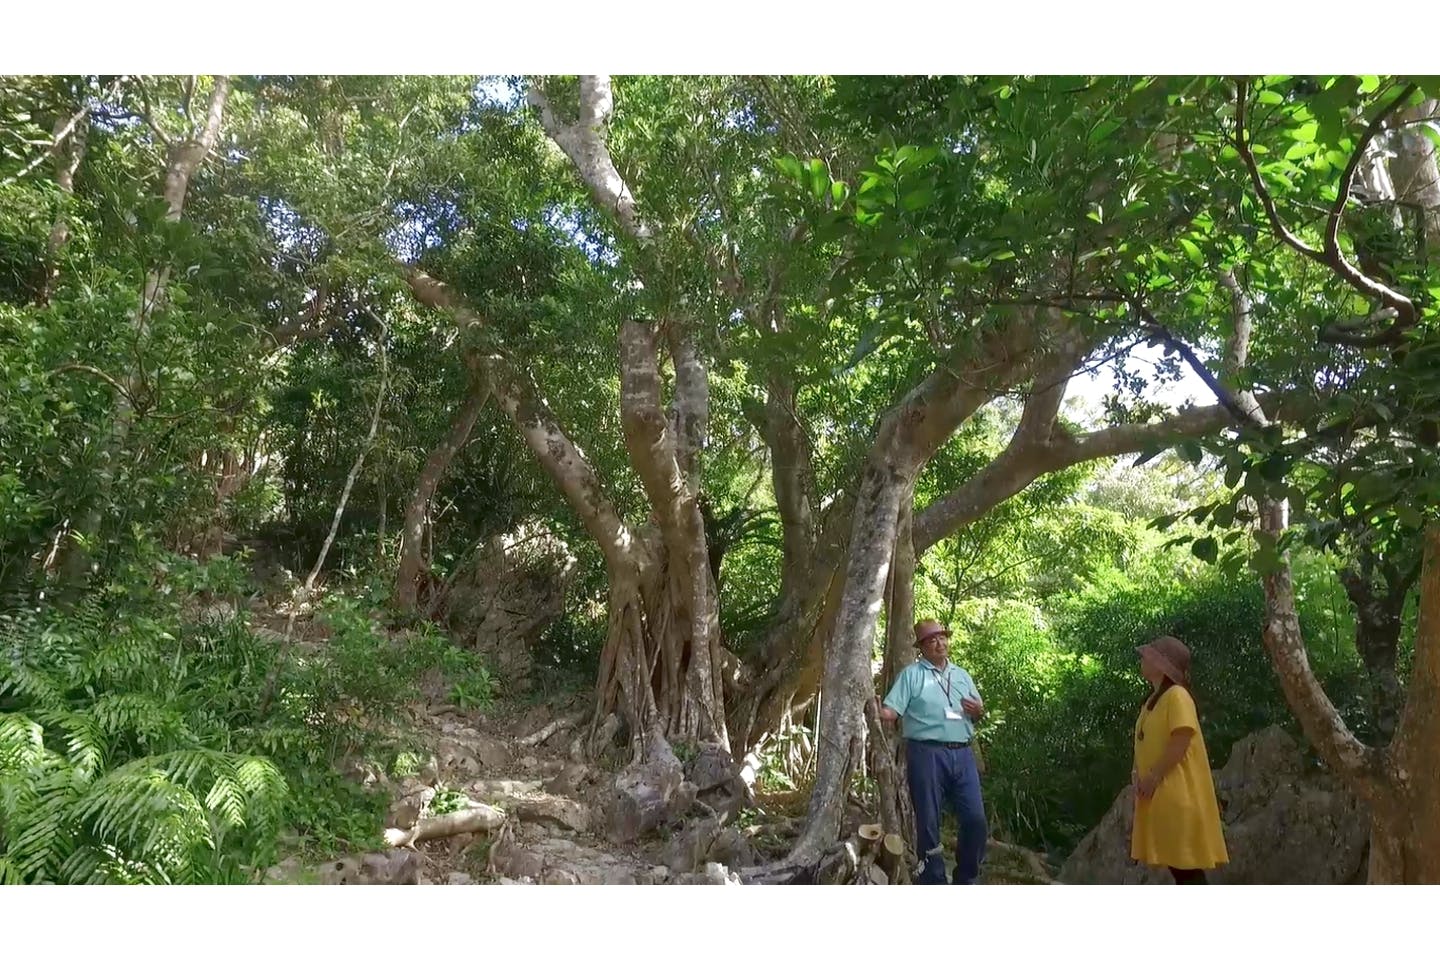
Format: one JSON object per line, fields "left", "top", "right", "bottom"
{"left": 0, "top": 551, "right": 498, "bottom": 884}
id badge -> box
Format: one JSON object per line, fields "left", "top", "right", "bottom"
{"left": 944, "top": 708, "right": 963, "bottom": 720}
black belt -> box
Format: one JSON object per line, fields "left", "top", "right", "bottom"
{"left": 911, "top": 739, "right": 970, "bottom": 749}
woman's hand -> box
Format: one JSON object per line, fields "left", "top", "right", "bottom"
{"left": 1136, "top": 773, "right": 1159, "bottom": 801}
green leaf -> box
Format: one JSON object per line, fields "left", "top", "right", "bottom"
{"left": 1257, "top": 89, "right": 1285, "bottom": 106}
{"left": 1088, "top": 120, "right": 1122, "bottom": 145}
{"left": 901, "top": 185, "right": 936, "bottom": 211}
{"left": 774, "top": 155, "right": 803, "bottom": 182}
{"left": 1395, "top": 503, "right": 1424, "bottom": 528}
{"left": 1191, "top": 537, "right": 1218, "bottom": 564}
{"left": 1178, "top": 237, "right": 1204, "bottom": 266}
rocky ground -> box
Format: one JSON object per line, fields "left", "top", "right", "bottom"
{"left": 264, "top": 688, "right": 1057, "bottom": 886}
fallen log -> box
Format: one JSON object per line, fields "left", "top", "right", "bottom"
{"left": 517, "top": 712, "right": 584, "bottom": 748}
{"left": 384, "top": 803, "right": 506, "bottom": 847}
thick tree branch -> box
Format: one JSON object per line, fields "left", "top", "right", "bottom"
{"left": 914, "top": 398, "right": 1247, "bottom": 555}
{"left": 1235, "top": 78, "right": 1418, "bottom": 338}
{"left": 401, "top": 266, "right": 643, "bottom": 573}
{"left": 665, "top": 322, "right": 708, "bottom": 490}
{"left": 619, "top": 320, "right": 690, "bottom": 524}
{"left": 528, "top": 76, "right": 654, "bottom": 244}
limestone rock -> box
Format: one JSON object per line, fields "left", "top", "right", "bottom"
{"left": 685, "top": 742, "right": 738, "bottom": 792}
{"left": 544, "top": 762, "right": 591, "bottom": 797}
{"left": 707, "top": 827, "right": 757, "bottom": 870}
{"left": 489, "top": 834, "right": 547, "bottom": 881}
{"left": 385, "top": 786, "right": 436, "bottom": 831}
{"left": 286, "top": 848, "right": 420, "bottom": 885}
{"left": 513, "top": 795, "right": 590, "bottom": 833}
{"left": 607, "top": 756, "right": 685, "bottom": 843}
{"left": 469, "top": 779, "right": 544, "bottom": 801}
{"left": 469, "top": 734, "right": 512, "bottom": 772}
{"left": 663, "top": 819, "right": 724, "bottom": 874}
{"left": 676, "top": 861, "right": 741, "bottom": 885}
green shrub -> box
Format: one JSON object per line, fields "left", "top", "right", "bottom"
{"left": 1, "top": 552, "right": 501, "bottom": 882}
{"left": 963, "top": 559, "right": 1368, "bottom": 855}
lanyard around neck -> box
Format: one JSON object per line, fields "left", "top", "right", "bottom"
{"left": 930, "top": 666, "right": 954, "bottom": 706}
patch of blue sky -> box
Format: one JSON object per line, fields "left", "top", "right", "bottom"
{"left": 542, "top": 205, "right": 618, "bottom": 267}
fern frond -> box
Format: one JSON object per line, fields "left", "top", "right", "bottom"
{"left": 0, "top": 659, "right": 66, "bottom": 711}
{"left": 205, "top": 774, "right": 246, "bottom": 830}
{"left": 32, "top": 707, "right": 108, "bottom": 780}
{"left": 0, "top": 856, "right": 24, "bottom": 884}
{"left": 0, "top": 712, "right": 45, "bottom": 771}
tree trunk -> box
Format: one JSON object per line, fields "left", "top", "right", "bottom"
{"left": 37, "top": 100, "right": 89, "bottom": 307}
{"left": 61, "top": 76, "right": 231, "bottom": 589}
{"left": 617, "top": 320, "right": 728, "bottom": 750}
{"left": 793, "top": 460, "right": 910, "bottom": 863}
{"left": 1340, "top": 559, "right": 1412, "bottom": 744}
{"left": 763, "top": 373, "right": 817, "bottom": 608}
{"left": 874, "top": 493, "right": 917, "bottom": 868}
{"left": 1257, "top": 498, "right": 1378, "bottom": 796}
{"left": 1366, "top": 523, "right": 1440, "bottom": 883}
{"left": 728, "top": 494, "right": 850, "bottom": 751}
{"left": 395, "top": 371, "right": 491, "bottom": 611}
{"left": 791, "top": 316, "right": 1067, "bottom": 861}
{"left": 1388, "top": 99, "right": 1440, "bottom": 245}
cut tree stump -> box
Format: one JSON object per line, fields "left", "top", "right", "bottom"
{"left": 880, "top": 832, "right": 906, "bottom": 877}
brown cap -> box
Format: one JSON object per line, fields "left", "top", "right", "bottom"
{"left": 913, "top": 619, "right": 952, "bottom": 647}
{"left": 1136, "top": 635, "right": 1191, "bottom": 686}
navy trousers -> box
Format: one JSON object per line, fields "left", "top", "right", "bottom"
{"left": 906, "top": 739, "right": 987, "bottom": 884}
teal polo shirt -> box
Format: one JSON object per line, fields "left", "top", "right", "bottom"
{"left": 883, "top": 659, "right": 981, "bottom": 743}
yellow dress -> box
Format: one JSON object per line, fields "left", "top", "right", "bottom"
{"left": 1130, "top": 685, "right": 1229, "bottom": 870}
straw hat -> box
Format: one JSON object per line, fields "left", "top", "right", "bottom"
{"left": 1135, "top": 635, "right": 1191, "bottom": 686}
{"left": 912, "top": 619, "right": 952, "bottom": 647}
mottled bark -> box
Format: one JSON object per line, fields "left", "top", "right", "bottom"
{"left": 395, "top": 371, "right": 491, "bottom": 611}
{"left": 875, "top": 493, "right": 917, "bottom": 865}
{"left": 666, "top": 324, "right": 708, "bottom": 489}
{"left": 37, "top": 104, "right": 89, "bottom": 307}
{"left": 528, "top": 76, "right": 654, "bottom": 244}
{"left": 527, "top": 76, "right": 732, "bottom": 755}
{"left": 619, "top": 321, "right": 728, "bottom": 749}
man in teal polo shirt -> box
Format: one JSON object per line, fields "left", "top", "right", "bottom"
{"left": 878, "top": 618, "right": 987, "bottom": 884}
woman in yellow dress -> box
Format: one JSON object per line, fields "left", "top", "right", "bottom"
{"left": 1131, "top": 635, "right": 1228, "bottom": 883}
